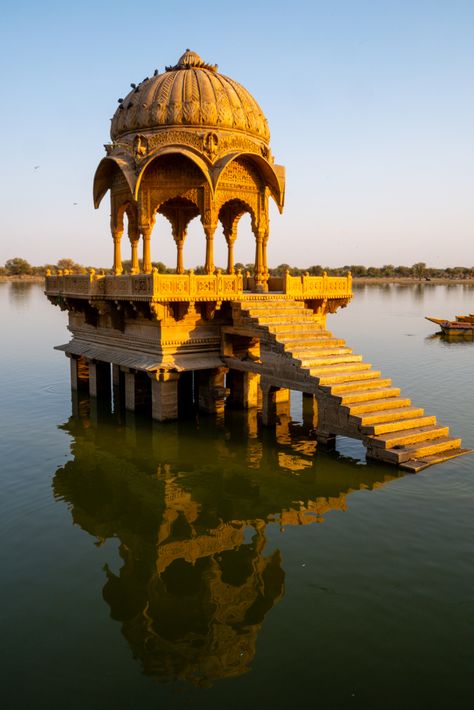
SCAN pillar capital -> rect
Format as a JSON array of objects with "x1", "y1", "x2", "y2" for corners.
[{"x1": 148, "y1": 370, "x2": 180, "y2": 383}]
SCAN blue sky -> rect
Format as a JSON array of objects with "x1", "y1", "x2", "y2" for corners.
[{"x1": 1, "y1": 0, "x2": 473, "y2": 268}]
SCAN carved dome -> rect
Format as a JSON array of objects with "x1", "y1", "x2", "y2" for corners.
[{"x1": 110, "y1": 50, "x2": 270, "y2": 143}]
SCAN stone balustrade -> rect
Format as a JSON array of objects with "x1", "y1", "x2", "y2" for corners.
[
  {"x1": 45, "y1": 270, "x2": 352, "y2": 302},
  {"x1": 283, "y1": 271, "x2": 352, "y2": 298}
]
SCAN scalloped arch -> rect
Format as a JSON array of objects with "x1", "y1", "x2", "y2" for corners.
[
  {"x1": 134, "y1": 147, "x2": 213, "y2": 200},
  {"x1": 93, "y1": 156, "x2": 136, "y2": 208},
  {"x1": 213, "y1": 152, "x2": 285, "y2": 212}
]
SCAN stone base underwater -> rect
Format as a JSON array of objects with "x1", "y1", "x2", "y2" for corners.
[{"x1": 51, "y1": 293, "x2": 471, "y2": 473}]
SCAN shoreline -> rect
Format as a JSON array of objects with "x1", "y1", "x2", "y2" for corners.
[
  {"x1": 1, "y1": 275, "x2": 474, "y2": 286},
  {"x1": 352, "y1": 277, "x2": 474, "y2": 285},
  {"x1": 0, "y1": 275, "x2": 45, "y2": 283}
]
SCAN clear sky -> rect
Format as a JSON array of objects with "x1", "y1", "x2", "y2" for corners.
[{"x1": 1, "y1": 0, "x2": 473, "y2": 269}]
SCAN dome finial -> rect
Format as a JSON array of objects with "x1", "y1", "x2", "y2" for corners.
[{"x1": 165, "y1": 50, "x2": 218, "y2": 72}]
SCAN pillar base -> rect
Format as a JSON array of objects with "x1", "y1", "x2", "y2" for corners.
[
  {"x1": 151, "y1": 372, "x2": 179, "y2": 422},
  {"x1": 196, "y1": 368, "x2": 228, "y2": 414},
  {"x1": 88, "y1": 360, "x2": 111, "y2": 399},
  {"x1": 261, "y1": 385, "x2": 291, "y2": 426},
  {"x1": 227, "y1": 371, "x2": 260, "y2": 409},
  {"x1": 68, "y1": 354, "x2": 89, "y2": 391},
  {"x1": 302, "y1": 393, "x2": 318, "y2": 430},
  {"x1": 315, "y1": 431, "x2": 337, "y2": 448}
]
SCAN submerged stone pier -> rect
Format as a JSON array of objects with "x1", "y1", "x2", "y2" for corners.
[{"x1": 46, "y1": 50, "x2": 470, "y2": 472}]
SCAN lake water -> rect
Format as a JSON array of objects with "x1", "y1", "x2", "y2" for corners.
[{"x1": 1, "y1": 282, "x2": 473, "y2": 710}]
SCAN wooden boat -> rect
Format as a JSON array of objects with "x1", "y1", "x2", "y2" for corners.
[{"x1": 426, "y1": 315, "x2": 474, "y2": 336}]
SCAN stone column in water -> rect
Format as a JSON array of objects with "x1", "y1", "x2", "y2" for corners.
[
  {"x1": 302, "y1": 393, "x2": 318, "y2": 430},
  {"x1": 228, "y1": 371, "x2": 260, "y2": 409},
  {"x1": 150, "y1": 371, "x2": 179, "y2": 422},
  {"x1": 261, "y1": 383, "x2": 290, "y2": 426},
  {"x1": 68, "y1": 354, "x2": 89, "y2": 391},
  {"x1": 88, "y1": 360, "x2": 111, "y2": 398},
  {"x1": 196, "y1": 368, "x2": 228, "y2": 414}
]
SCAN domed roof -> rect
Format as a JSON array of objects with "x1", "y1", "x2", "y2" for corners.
[{"x1": 110, "y1": 50, "x2": 270, "y2": 143}]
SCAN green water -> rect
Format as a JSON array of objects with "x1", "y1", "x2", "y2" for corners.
[{"x1": 1, "y1": 282, "x2": 474, "y2": 709}]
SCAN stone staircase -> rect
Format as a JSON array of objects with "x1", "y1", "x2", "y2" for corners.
[{"x1": 230, "y1": 297, "x2": 470, "y2": 472}]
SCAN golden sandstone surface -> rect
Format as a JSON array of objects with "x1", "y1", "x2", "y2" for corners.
[{"x1": 45, "y1": 50, "x2": 469, "y2": 471}]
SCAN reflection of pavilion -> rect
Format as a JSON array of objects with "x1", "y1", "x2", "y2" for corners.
[{"x1": 53, "y1": 396, "x2": 400, "y2": 686}]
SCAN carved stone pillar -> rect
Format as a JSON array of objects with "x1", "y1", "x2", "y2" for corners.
[
  {"x1": 224, "y1": 227, "x2": 236, "y2": 275},
  {"x1": 141, "y1": 225, "x2": 152, "y2": 274},
  {"x1": 263, "y1": 231, "x2": 269, "y2": 280},
  {"x1": 204, "y1": 224, "x2": 216, "y2": 274},
  {"x1": 254, "y1": 228, "x2": 265, "y2": 289},
  {"x1": 126, "y1": 208, "x2": 140, "y2": 274},
  {"x1": 112, "y1": 228, "x2": 124, "y2": 275},
  {"x1": 174, "y1": 230, "x2": 186, "y2": 275},
  {"x1": 130, "y1": 238, "x2": 140, "y2": 274}
]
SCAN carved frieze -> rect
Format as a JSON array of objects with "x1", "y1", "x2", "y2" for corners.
[{"x1": 108, "y1": 128, "x2": 269, "y2": 165}]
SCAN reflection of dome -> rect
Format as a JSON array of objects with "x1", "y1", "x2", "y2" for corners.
[{"x1": 111, "y1": 50, "x2": 270, "y2": 143}]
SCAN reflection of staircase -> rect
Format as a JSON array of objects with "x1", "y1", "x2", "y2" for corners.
[{"x1": 230, "y1": 297, "x2": 470, "y2": 472}]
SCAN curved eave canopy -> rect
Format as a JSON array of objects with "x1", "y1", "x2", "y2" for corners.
[
  {"x1": 213, "y1": 153, "x2": 285, "y2": 213},
  {"x1": 134, "y1": 146, "x2": 213, "y2": 200},
  {"x1": 93, "y1": 155, "x2": 136, "y2": 208}
]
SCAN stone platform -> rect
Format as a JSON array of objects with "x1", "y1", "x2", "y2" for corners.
[{"x1": 46, "y1": 274, "x2": 470, "y2": 472}]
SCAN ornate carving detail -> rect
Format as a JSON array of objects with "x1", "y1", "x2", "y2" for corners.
[
  {"x1": 133, "y1": 134, "x2": 148, "y2": 158},
  {"x1": 203, "y1": 131, "x2": 219, "y2": 160},
  {"x1": 113, "y1": 129, "x2": 268, "y2": 163},
  {"x1": 111, "y1": 51, "x2": 270, "y2": 143}
]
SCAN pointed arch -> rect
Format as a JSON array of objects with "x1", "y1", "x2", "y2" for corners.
[
  {"x1": 134, "y1": 147, "x2": 213, "y2": 199},
  {"x1": 93, "y1": 155, "x2": 136, "y2": 208},
  {"x1": 213, "y1": 152, "x2": 285, "y2": 212}
]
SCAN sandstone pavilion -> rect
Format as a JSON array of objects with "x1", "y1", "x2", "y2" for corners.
[{"x1": 46, "y1": 50, "x2": 470, "y2": 471}]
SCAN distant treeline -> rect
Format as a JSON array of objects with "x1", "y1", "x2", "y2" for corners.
[{"x1": 2, "y1": 257, "x2": 474, "y2": 280}]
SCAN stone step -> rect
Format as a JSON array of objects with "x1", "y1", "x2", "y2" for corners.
[
  {"x1": 239, "y1": 301, "x2": 312, "y2": 313},
  {"x1": 363, "y1": 415, "x2": 437, "y2": 436},
  {"x1": 370, "y1": 424, "x2": 450, "y2": 450},
  {"x1": 251, "y1": 316, "x2": 316, "y2": 326},
  {"x1": 278, "y1": 332, "x2": 334, "y2": 342},
  {"x1": 373, "y1": 436, "x2": 462, "y2": 464},
  {"x1": 353, "y1": 406, "x2": 424, "y2": 426},
  {"x1": 400, "y1": 448, "x2": 473, "y2": 473},
  {"x1": 299, "y1": 353, "x2": 362, "y2": 368},
  {"x1": 283, "y1": 339, "x2": 346, "y2": 350},
  {"x1": 268, "y1": 324, "x2": 325, "y2": 334},
  {"x1": 316, "y1": 369, "x2": 381, "y2": 386},
  {"x1": 292, "y1": 347, "x2": 353, "y2": 359},
  {"x1": 346, "y1": 396, "x2": 412, "y2": 415},
  {"x1": 245, "y1": 306, "x2": 311, "y2": 316},
  {"x1": 337, "y1": 386, "x2": 401, "y2": 404},
  {"x1": 310, "y1": 362, "x2": 373, "y2": 375},
  {"x1": 325, "y1": 377, "x2": 392, "y2": 394}
]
